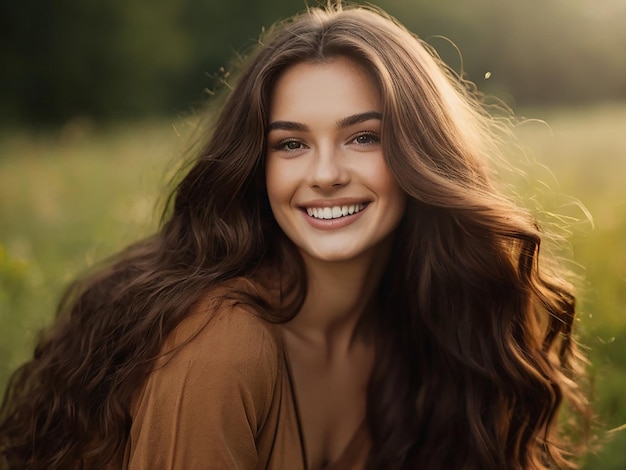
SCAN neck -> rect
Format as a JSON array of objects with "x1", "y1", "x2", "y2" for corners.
[{"x1": 282, "y1": 239, "x2": 392, "y2": 353}]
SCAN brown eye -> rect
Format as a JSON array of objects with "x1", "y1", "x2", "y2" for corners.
[
  {"x1": 286, "y1": 141, "x2": 303, "y2": 150},
  {"x1": 352, "y1": 132, "x2": 380, "y2": 145},
  {"x1": 274, "y1": 139, "x2": 307, "y2": 152}
]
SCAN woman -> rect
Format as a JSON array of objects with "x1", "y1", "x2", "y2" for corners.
[{"x1": 0, "y1": 3, "x2": 590, "y2": 469}]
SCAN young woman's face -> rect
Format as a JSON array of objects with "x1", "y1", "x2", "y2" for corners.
[{"x1": 265, "y1": 58, "x2": 406, "y2": 264}]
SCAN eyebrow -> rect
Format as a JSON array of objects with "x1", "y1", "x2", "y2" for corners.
[{"x1": 267, "y1": 111, "x2": 382, "y2": 133}]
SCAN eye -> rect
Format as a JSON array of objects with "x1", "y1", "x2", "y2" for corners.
[
  {"x1": 274, "y1": 139, "x2": 307, "y2": 152},
  {"x1": 350, "y1": 132, "x2": 380, "y2": 146}
]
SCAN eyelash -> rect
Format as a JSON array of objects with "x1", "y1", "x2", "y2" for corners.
[
  {"x1": 274, "y1": 139, "x2": 306, "y2": 152},
  {"x1": 349, "y1": 131, "x2": 380, "y2": 146},
  {"x1": 273, "y1": 131, "x2": 380, "y2": 152}
]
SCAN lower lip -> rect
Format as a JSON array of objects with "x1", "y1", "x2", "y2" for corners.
[{"x1": 301, "y1": 205, "x2": 368, "y2": 230}]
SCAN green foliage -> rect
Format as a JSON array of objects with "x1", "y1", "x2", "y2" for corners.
[
  {"x1": 0, "y1": 242, "x2": 34, "y2": 375},
  {"x1": 385, "y1": 0, "x2": 626, "y2": 107},
  {"x1": 2, "y1": 0, "x2": 625, "y2": 124},
  {"x1": 0, "y1": 118, "x2": 191, "y2": 388},
  {"x1": 1, "y1": 0, "x2": 192, "y2": 123},
  {"x1": 0, "y1": 105, "x2": 625, "y2": 467},
  {"x1": 510, "y1": 104, "x2": 626, "y2": 469}
]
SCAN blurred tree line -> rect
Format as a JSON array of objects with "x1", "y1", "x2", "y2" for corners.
[{"x1": 1, "y1": 0, "x2": 625, "y2": 125}]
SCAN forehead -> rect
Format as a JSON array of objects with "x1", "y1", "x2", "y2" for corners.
[{"x1": 268, "y1": 58, "x2": 381, "y2": 121}]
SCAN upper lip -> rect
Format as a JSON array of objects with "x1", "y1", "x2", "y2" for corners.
[{"x1": 299, "y1": 198, "x2": 370, "y2": 209}]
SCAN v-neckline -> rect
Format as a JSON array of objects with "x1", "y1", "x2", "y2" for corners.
[{"x1": 281, "y1": 345, "x2": 367, "y2": 470}]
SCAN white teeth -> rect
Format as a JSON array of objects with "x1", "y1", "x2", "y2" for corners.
[{"x1": 306, "y1": 203, "x2": 367, "y2": 220}]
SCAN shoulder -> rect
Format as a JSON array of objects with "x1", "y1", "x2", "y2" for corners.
[
  {"x1": 157, "y1": 281, "x2": 282, "y2": 376},
  {"x1": 131, "y1": 279, "x2": 282, "y2": 426},
  {"x1": 127, "y1": 281, "x2": 284, "y2": 467}
]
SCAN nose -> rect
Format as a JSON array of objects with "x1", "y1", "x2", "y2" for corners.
[{"x1": 307, "y1": 145, "x2": 350, "y2": 191}]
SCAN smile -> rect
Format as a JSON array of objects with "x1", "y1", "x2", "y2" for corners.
[{"x1": 305, "y1": 203, "x2": 368, "y2": 220}]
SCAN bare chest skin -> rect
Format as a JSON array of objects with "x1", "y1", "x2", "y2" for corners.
[{"x1": 282, "y1": 329, "x2": 374, "y2": 470}]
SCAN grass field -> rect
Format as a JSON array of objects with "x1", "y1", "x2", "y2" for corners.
[{"x1": 1, "y1": 105, "x2": 625, "y2": 468}]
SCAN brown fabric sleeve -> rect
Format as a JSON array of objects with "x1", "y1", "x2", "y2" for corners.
[{"x1": 125, "y1": 300, "x2": 279, "y2": 469}]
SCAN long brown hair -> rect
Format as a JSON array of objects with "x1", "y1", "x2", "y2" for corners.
[{"x1": 0, "y1": 3, "x2": 590, "y2": 469}]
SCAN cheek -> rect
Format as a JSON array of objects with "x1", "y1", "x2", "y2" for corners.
[
  {"x1": 367, "y1": 160, "x2": 404, "y2": 199},
  {"x1": 265, "y1": 160, "x2": 280, "y2": 204},
  {"x1": 373, "y1": 163, "x2": 407, "y2": 219},
  {"x1": 391, "y1": 187, "x2": 408, "y2": 220},
  {"x1": 265, "y1": 160, "x2": 293, "y2": 215}
]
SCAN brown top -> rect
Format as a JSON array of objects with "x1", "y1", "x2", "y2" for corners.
[{"x1": 119, "y1": 290, "x2": 371, "y2": 469}]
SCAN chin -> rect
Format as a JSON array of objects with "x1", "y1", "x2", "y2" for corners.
[{"x1": 299, "y1": 244, "x2": 370, "y2": 264}]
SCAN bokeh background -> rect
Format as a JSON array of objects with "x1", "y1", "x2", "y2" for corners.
[{"x1": 1, "y1": 0, "x2": 625, "y2": 467}]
